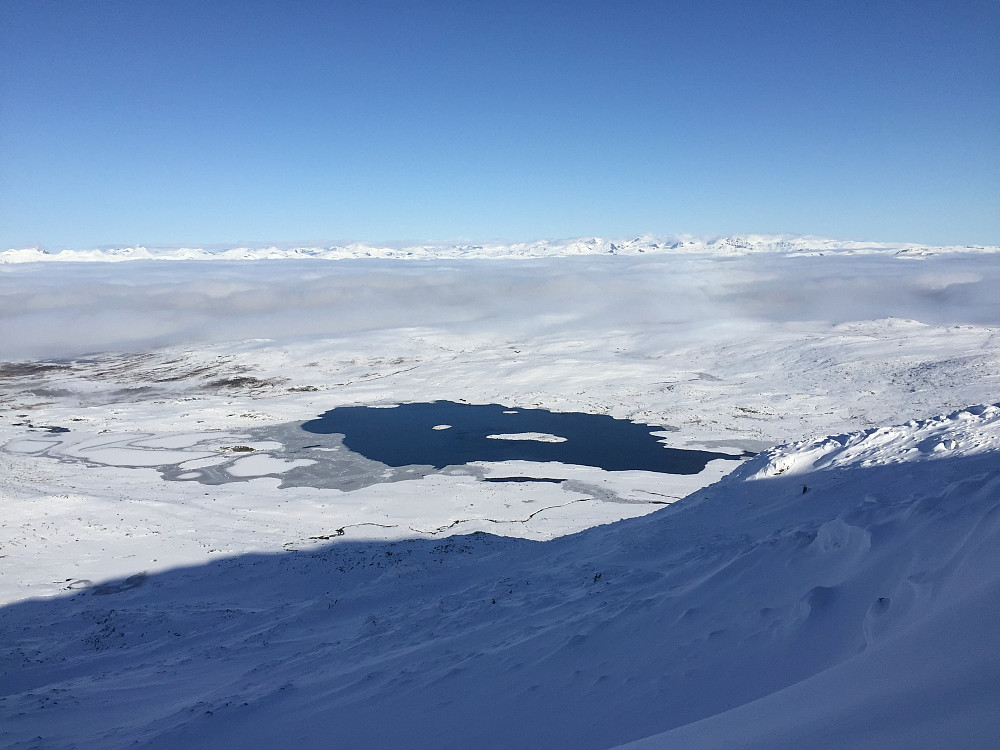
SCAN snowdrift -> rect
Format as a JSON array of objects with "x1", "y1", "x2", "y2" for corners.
[{"x1": 2, "y1": 405, "x2": 998, "y2": 748}]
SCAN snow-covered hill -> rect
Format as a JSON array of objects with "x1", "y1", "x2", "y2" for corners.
[
  {"x1": 2, "y1": 405, "x2": 998, "y2": 749},
  {"x1": 3, "y1": 233, "x2": 998, "y2": 263}
]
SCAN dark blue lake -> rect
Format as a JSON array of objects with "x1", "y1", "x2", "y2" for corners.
[{"x1": 301, "y1": 401, "x2": 741, "y2": 474}]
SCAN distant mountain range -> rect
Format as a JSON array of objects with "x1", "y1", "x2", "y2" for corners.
[{"x1": 4, "y1": 234, "x2": 998, "y2": 263}]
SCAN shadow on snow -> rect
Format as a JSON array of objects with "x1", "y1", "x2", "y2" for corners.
[{"x1": 2, "y1": 452, "x2": 999, "y2": 750}]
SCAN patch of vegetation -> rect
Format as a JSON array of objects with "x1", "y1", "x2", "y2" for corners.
[
  {"x1": 208, "y1": 376, "x2": 288, "y2": 390},
  {"x1": 0, "y1": 362, "x2": 70, "y2": 379}
]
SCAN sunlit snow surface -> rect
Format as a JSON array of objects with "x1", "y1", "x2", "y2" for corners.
[{"x1": 1, "y1": 238, "x2": 999, "y2": 749}]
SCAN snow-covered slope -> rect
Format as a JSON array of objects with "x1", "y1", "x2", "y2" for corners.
[
  {"x1": 3, "y1": 233, "x2": 998, "y2": 263},
  {"x1": 3, "y1": 405, "x2": 998, "y2": 749},
  {"x1": 2, "y1": 240, "x2": 998, "y2": 746}
]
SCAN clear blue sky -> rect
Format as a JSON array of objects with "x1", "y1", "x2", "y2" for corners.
[{"x1": 2, "y1": 0, "x2": 998, "y2": 249}]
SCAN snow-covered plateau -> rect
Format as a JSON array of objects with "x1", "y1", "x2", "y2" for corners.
[{"x1": 1, "y1": 237, "x2": 999, "y2": 748}]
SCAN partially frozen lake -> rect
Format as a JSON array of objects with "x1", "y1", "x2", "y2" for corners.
[
  {"x1": 301, "y1": 401, "x2": 741, "y2": 473},
  {"x1": 4, "y1": 398, "x2": 748, "y2": 539},
  {"x1": 153, "y1": 401, "x2": 744, "y2": 494}
]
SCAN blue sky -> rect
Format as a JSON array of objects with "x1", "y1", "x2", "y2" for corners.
[{"x1": 1, "y1": 0, "x2": 997, "y2": 249}]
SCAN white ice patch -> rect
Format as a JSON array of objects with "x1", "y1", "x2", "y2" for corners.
[
  {"x1": 177, "y1": 455, "x2": 231, "y2": 470},
  {"x1": 61, "y1": 436, "x2": 218, "y2": 467},
  {"x1": 131, "y1": 433, "x2": 220, "y2": 450},
  {"x1": 3, "y1": 437, "x2": 61, "y2": 454},
  {"x1": 486, "y1": 432, "x2": 568, "y2": 443},
  {"x1": 4, "y1": 431, "x2": 250, "y2": 469},
  {"x1": 226, "y1": 455, "x2": 317, "y2": 477}
]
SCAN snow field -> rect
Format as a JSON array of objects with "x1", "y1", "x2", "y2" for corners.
[
  {"x1": 2, "y1": 406, "x2": 998, "y2": 748},
  {"x1": 2, "y1": 246, "x2": 999, "y2": 747}
]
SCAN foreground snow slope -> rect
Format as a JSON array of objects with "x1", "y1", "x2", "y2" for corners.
[{"x1": 3, "y1": 405, "x2": 998, "y2": 749}]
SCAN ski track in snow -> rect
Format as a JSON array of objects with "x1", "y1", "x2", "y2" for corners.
[{"x1": 1, "y1": 245, "x2": 999, "y2": 748}]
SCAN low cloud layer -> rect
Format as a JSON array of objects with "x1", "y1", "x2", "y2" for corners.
[{"x1": 2, "y1": 254, "x2": 998, "y2": 361}]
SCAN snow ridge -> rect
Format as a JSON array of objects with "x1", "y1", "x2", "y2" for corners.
[{"x1": 742, "y1": 403, "x2": 1000, "y2": 480}]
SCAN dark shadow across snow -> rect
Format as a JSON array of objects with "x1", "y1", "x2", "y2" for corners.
[{"x1": 2, "y1": 452, "x2": 999, "y2": 750}]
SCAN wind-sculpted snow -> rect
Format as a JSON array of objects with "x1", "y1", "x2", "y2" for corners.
[
  {"x1": 743, "y1": 403, "x2": 1000, "y2": 479},
  {"x1": 2, "y1": 407, "x2": 998, "y2": 749}
]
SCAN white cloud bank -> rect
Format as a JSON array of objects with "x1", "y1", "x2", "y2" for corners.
[{"x1": 1, "y1": 249, "x2": 998, "y2": 361}]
